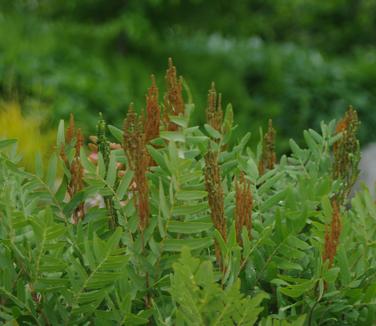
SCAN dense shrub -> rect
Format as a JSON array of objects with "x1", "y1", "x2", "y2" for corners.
[{"x1": 0, "y1": 62, "x2": 375, "y2": 325}]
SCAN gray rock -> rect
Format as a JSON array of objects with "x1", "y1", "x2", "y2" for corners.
[{"x1": 356, "y1": 143, "x2": 376, "y2": 197}]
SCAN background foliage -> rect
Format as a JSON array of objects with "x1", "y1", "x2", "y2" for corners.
[{"x1": 1, "y1": 0, "x2": 376, "y2": 152}]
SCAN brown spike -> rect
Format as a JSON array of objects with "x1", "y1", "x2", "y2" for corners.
[
  {"x1": 206, "y1": 82, "x2": 223, "y2": 132},
  {"x1": 204, "y1": 148, "x2": 226, "y2": 268},
  {"x1": 75, "y1": 128, "x2": 84, "y2": 157},
  {"x1": 66, "y1": 113, "x2": 75, "y2": 143},
  {"x1": 163, "y1": 58, "x2": 184, "y2": 131},
  {"x1": 322, "y1": 199, "x2": 342, "y2": 267},
  {"x1": 123, "y1": 104, "x2": 150, "y2": 231},
  {"x1": 235, "y1": 172, "x2": 253, "y2": 245},
  {"x1": 145, "y1": 75, "x2": 160, "y2": 143}
]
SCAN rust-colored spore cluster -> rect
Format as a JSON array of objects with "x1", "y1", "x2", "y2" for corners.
[
  {"x1": 204, "y1": 149, "x2": 226, "y2": 240},
  {"x1": 235, "y1": 172, "x2": 253, "y2": 244},
  {"x1": 65, "y1": 113, "x2": 76, "y2": 144},
  {"x1": 323, "y1": 199, "x2": 342, "y2": 267},
  {"x1": 163, "y1": 58, "x2": 184, "y2": 131},
  {"x1": 333, "y1": 106, "x2": 360, "y2": 200},
  {"x1": 145, "y1": 75, "x2": 160, "y2": 143},
  {"x1": 204, "y1": 149, "x2": 226, "y2": 267},
  {"x1": 258, "y1": 119, "x2": 277, "y2": 176},
  {"x1": 206, "y1": 82, "x2": 223, "y2": 132},
  {"x1": 60, "y1": 113, "x2": 85, "y2": 224},
  {"x1": 123, "y1": 105, "x2": 150, "y2": 231}
]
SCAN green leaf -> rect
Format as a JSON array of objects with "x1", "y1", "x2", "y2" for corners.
[
  {"x1": 0, "y1": 139, "x2": 17, "y2": 150},
  {"x1": 167, "y1": 221, "x2": 212, "y2": 234},
  {"x1": 163, "y1": 237, "x2": 213, "y2": 251},
  {"x1": 172, "y1": 203, "x2": 208, "y2": 215},
  {"x1": 304, "y1": 130, "x2": 319, "y2": 154},
  {"x1": 286, "y1": 236, "x2": 310, "y2": 251},
  {"x1": 246, "y1": 157, "x2": 259, "y2": 181},
  {"x1": 116, "y1": 170, "x2": 134, "y2": 199},
  {"x1": 175, "y1": 190, "x2": 207, "y2": 201},
  {"x1": 35, "y1": 152, "x2": 44, "y2": 178},
  {"x1": 159, "y1": 179, "x2": 170, "y2": 220},
  {"x1": 108, "y1": 125, "x2": 123, "y2": 143},
  {"x1": 160, "y1": 131, "x2": 185, "y2": 143},
  {"x1": 272, "y1": 257, "x2": 303, "y2": 271},
  {"x1": 309, "y1": 129, "x2": 323, "y2": 143},
  {"x1": 186, "y1": 136, "x2": 209, "y2": 145},
  {"x1": 260, "y1": 188, "x2": 288, "y2": 212},
  {"x1": 147, "y1": 145, "x2": 169, "y2": 172},
  {"x1": 337, "y1": 246, "x2": 351, "y2": 285},
  {"x1": 63, "y1": 191, "x2": 86, "y2": 216},
  {"x1": 213, "y1": 229, "x2": 228, "y2": 257},
  {"x1": 56, "y1": 119, "x2": 65, "y2": 148},
  {"x1": 204, "y1": 124, "x2": 222, "y2": 139},
  {"x1": 169, "y1": 116, "x2": 188, "y2": 128},
  {"x1": 97, "y1": 152, "x2": 106, "y2": 178},
  {"x1": 46, "y1": 153, "x2": 58, "y2": 190},
  {"x1": 280, "y1": 279, "x2": 315, "y2": 298},
  {"x1": 289, "y1": 139, "x2": 305, "y2": 161},
  {"x1": 80, "y1": 148, "x2": 96, "y2": 174},
  {"x1": 323, "y1": 267, "x2": 340, "y2": 283},
  {"x1": 105, "y1": 152, "x2": 117, "y2": 188}
]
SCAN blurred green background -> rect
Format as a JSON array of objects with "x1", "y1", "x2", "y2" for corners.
[{"x1": 1, "y1": 0, "x2": 376, "y2": 154}]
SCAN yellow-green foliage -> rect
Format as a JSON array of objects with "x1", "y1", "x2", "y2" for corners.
[{"x1": 0, "y1": 101, "x2": 55, "y2": 170}]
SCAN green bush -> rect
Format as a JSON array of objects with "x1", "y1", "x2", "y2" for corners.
[
  {"x1": 0, "y1": 63, "x2": 375, "y2": 325},
  {"x1": 2, "y1": 2, "x2": 376, "y2": 152}
]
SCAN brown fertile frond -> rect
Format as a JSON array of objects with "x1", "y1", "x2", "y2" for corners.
[
  {"x1": 205, "y1": 149, "x2": 227, "y2": 269},
  {"x1": 123, "y1": 104, "x2": 150, "y2": 231},
  {"x1": 204, "y1": 148, "x2": 226, "y2": 268},
  {"x1": 258, "y1": 119, "x2": 277, "y2": 176},
  {"x1": 235, "y1": 172, "x2": 253, "y2": 245},
  {"x1": 66, "y1": 113, "x2": 76, "y2": 143},
  {"x1": 75, "y1": 128, "x2": 84, "y2": 156},
  {"x1": 206, "y1": 82, "x2": 223, "y2": 132},
  {"x1": 123, "y1": 104, "x2": 143, "y2": 170},
  {"x1": 163, "y1": 58, "x2": 184, "y2": 131},
  {"x1": 145, "y1": 75, "x2": 160, "y2": 143},
  {"x1": 59, "y1": 144, "x2": 68, "y2": 166},
  {"x1": 204, "y1": 149, "x2": 226, "y2": 240},
  {"x1": 322, "y1": 199, "x2": 342, "y2": 267},
  {"x1": 332, "y1": 106, "x2": 360, "y2": 201}
]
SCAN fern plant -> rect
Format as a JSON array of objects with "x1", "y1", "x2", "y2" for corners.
[{"x1": 0, "y1": 60, "x2": 375, "y2": 325}]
